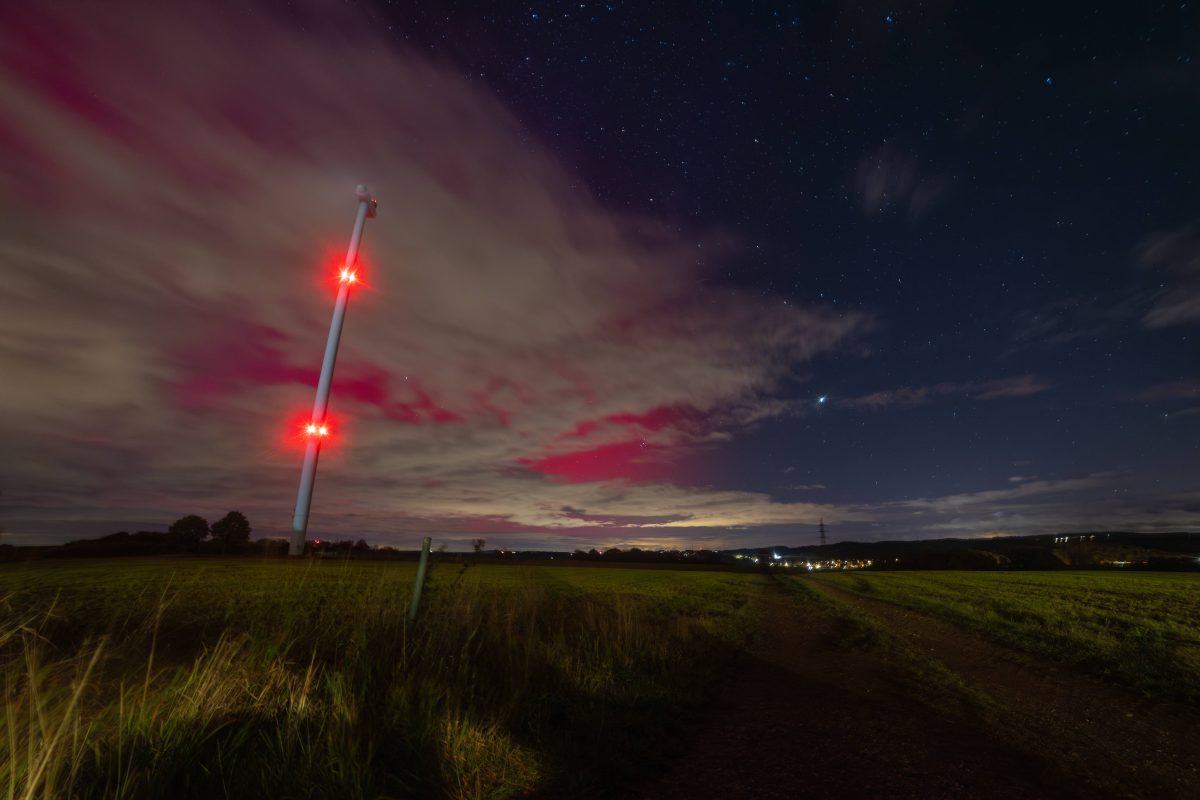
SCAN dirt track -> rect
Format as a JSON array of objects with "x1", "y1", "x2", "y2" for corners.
[
  {"x1": 810, "y1": 579, "x2": 1200, "y2": 799},
  {"x1": 637, "y1": 577, "x2": 1200, "y2": 799}
]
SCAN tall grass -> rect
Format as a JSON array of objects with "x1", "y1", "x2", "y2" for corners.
[{"x1": 0, "y1": 560, "x2": 761, "y2": 799}]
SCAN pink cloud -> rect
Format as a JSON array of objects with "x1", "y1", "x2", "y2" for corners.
[
  {"x1": 519, "y1": 440, "x2": 677, "y2": 484},
  {"x1": 172, "y1": 325, "x2": 315, "y2": 411}
]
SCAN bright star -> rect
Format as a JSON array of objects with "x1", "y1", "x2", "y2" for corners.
[{"x1": 817, "y1": 396, "x2": 827, "y2": 405}]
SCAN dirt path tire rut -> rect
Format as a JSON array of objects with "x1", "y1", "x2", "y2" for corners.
[
  {"x1": 805, "y1": 579, "x2": 1200, "y2": 800},
  {"x1": 638, "y1": 579, "x2": 1083, "y2": 800}
]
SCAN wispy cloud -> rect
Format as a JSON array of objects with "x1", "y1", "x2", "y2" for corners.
[
  {"x1": 1008, "y1": 295, "x2": 1116, "y2": 349},
  {"x1": 898, "y1": 472, "x2": 1122, "y2": 514},
  {"x1": 854, "y1": 143, "x2": 948, "y2": 220},
  {"x1": 1139, "y1": 221, "x2": 1200, "y2": 328},
  {"x1": 1132, "y1": 380, "x2": 1200, "y2": 403},
  {"x1": 837, "y1": 375, "x2": 1052, "y2": 410},
  {"x1": 868, "y1": 471, "x2": 1200, "y2": 540}
]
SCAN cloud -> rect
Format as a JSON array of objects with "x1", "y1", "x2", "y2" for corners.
[
  {"x1": 1132, "y1": 380, "x2": 1200, "y2": 403},
  {"x1": 972, "y1": 375, "x2": 1053, "y2": 400},
  {"x1": 0, "y1": 2, "x2": 869, "y2": 546},
  {"x1": 1007, "y1": 295, "x2": 1116, "y2": 349},
  {"x1": 870, "y1": 471, "x2": 1200, "y2": 540},
  {"x1": 854, "y1": 143, "x2": 948, "y2": 220},
  {"x1": 1139, "y1": 221, "x2": 1200, "y2": 328},
  {"x1": 837, "y1": 375, "x2": 1052, "y2": 410},
  {"x1": 899, "y1": 472, "x2": 1121, "y2": 514}
]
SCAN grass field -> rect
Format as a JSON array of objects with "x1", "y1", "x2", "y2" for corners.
[
  {"x1": 0, "y1": 558, "x2": 764, "y2": 799},
  {"x1": 806, "y1": 570, "x2": 1200, "y2": 702},
  {"x1": 7, "y1": 560, "x2": 1200, "y2": 799}
]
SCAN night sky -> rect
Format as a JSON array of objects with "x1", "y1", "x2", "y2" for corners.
[{"x1": 1, "y1": 1, "x2": 1197, "y2": 549}]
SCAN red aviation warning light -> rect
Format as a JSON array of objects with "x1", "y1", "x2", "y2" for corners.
[
  {"x1": 339, "y1": 267, "x2": 358, "y2": 284},
  {"x1": 305, "y1": 422, "x2": 330, "y2": 438}
]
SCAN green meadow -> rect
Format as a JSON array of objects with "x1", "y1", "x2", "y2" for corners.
[{"x1": 0, "y1": 558, "x2": 762, "y2": 799}]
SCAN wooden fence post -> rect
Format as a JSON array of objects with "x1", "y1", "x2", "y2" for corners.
[{"x1": 408, "y1": 536, "x2": 432, "y2": 624}]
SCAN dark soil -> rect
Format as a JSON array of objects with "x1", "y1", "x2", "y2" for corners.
[
  {"x1": 809, "y1": 579, "x2": 1200, "y2": 799},
  {"x1": 637, "y1": 577, "x2": 1199, "y2": 799}
]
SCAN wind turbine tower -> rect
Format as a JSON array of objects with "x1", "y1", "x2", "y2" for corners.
[{"x1": 289, "y1": 185, "x2": 378, "y2": 556}]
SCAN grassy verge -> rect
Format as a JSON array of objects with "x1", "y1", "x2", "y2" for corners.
[
  {"x1": 807, "y1": 570, "x2": 1200, "y2": 702},
  {"x1": 0, "y1": 558, "x2": 763, "y2": 799}
]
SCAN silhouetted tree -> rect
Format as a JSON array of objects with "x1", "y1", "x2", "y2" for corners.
[
  {"x1": 169, "y1": 514, "x2": 209, "y2": 547},
  {"x1": 211, "y1": 511, "x2": 251, "y2": 552},
  {"x1": 353, "y1": 538, "x2": 370, "y2": 551},
  {"x1": 471, "y1": 538, "x2": 486, "y2": 554}
]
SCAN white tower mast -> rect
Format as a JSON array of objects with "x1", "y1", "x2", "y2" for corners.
[{"x1": 289, "y1": 185, "x2": 377, "y2": 556}]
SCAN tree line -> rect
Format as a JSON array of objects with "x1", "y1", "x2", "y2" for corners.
[{"x1": 46, "y1": 511, "x2": 264, "y2": 556}]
